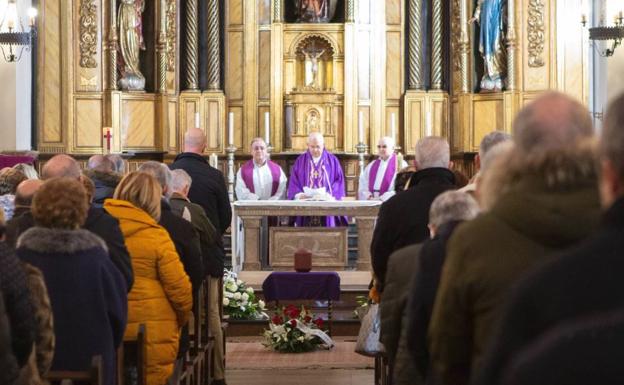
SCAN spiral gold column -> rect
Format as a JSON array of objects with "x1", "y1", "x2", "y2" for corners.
[
  {"x1": 506, "y1": 0, "x2": 517, "y2": 91},
  {"x1": 207, "y1": 0, "x2": 221, "y2": 90},
  {"x1": 460, "y1": 0, "x2": 470, "y2": 93},
  {"x1": 346, "y1": 0, "x2": 355, "y2": 22},
  {"x1": 431, "y1": 0, "x2": 443, "y2": 90},
  {"x1": 408, "y1": 0, "x2": 423, "y2": 89},
  {"x1": 158, "y1": 0, "x2": 167, "y2": 94},
  {"x1": 108, "y1": 0, "x2": 118, "y2": 90},
  {"x1": 273, "y1": 0, "x2": 282, "y2": 22},
  {"x1": 185, "y1": 0, "x2": 199, "y2": 90}
]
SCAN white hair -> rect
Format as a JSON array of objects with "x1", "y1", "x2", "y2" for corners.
[
  {"x1": 307, "y1": 132, "x2": 324, "y2": 144},
  {"x1": 415, "y1": 137, "x2": 450, "y2": 169},
  {"x1": 429, "y1": 191, "x2": 480, "y2": 228},
  {"x1": 479, "y1": 131, "x2": 512, "y2": 159},
  {"x1": 379, "y1": 136, "x2": 395, "y2": 148},
  {"x1": 171, "y1": 169, "x2": 192, "y2": 193},
  {"x1": 138, "y1": 161, "x2": 172, "y2": 197}
]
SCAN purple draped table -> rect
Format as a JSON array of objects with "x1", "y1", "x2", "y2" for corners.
[
  {"x1": 0, "y1": 154, "x2": 36, "y2": 169},
  {"x1": 262, "y1": 271, "x2": 341, "y2": 335}
]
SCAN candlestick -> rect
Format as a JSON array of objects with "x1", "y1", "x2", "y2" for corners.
[
  {"x1": 358, "y1": 111, "x2": 364, "y2": 144},
  {"x1": 391, "y1": 113, "x2": 396, "y2": 142},
  {"x1": 228, "y1": 112, "x2": 234, "y2": 146},
  {"x1": 194, "y1": 112, "x2": 200, "y2": 128},
  {"x1": 356, "y1": 142, "x2": 368, "y2": 177},
  {"x1": 264, "y1": 112, "x2": 270, "y2": 144},
  {"x1": 226, "y1": 144, "x2": 237, "y2": 202}
]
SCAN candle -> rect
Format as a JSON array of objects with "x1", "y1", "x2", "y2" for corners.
[
  {"x1": 426, "y1": 111, "x2": 432, "y2": 136},
  {"x1": 358, "y1": 111, "x2": 364, "y2": 144},
  {"x1": 396, "y1": 152, "x2": 404, "y2": 170},
  {"x1": 228, "y1": 112, "x2": 234, "y2": 146},
  {"x1": 391, "y1": 113, "x2": 396, "y2": 142},
  {"x1": 194, "y1": 112, "x2": 200, "y2": 128},
  {"x1": 28, "y1": 7, "x2": 37, "y2": 28},
  {"x1": 209, "y1": 153, "x2": 219, "y2": 169},
  {"x1": 264, "y1": 112, "x2": 270, "y2": 144}
]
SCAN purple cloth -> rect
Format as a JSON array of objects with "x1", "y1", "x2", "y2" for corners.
[
  {"x1": 287, "y1": 149, "x2": 348, "y2": 227},
  {"x1": 241, "y1": 160, "x2": 281, "y2": 196},
  {"x1": 0, "y1": 155, "x2": 35, "y2": 169},
  {"x1": 368, "y1": 154, "x2": 397, "y2": 196},
  {"x1": 262, "y1": 272, "x2": 341, "y2": 301}
]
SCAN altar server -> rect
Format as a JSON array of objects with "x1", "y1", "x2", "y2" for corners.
[
  {"x1": 358, "y1": 136, "x2": 408, "y2": 201},
  {"x1": 235, "y1": 138, "x2": 287, "y2": 200},
  {"x1": 287, "y1": 132, "x2": 347, "y2": 226}
]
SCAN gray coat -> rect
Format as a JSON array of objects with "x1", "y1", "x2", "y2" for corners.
[{"x1": 380, "y1": 243, "x2": 423, "y2": 385}]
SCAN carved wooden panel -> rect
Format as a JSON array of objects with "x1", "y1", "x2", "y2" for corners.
[
  {"x1": 121, "y1": 99, "x2": 156, "y2": 149},
  {"x1": 74, "y1": 97, "x2": 102, "y2": 149},
  {"x1": 226, "y1": 31, "x2": 244, "y2": 101},
  {"x1": 472, "y1": 98, "x2": 504, "y2": 149},
  {"x1": 386, "y1": 0, "x2": 402, "y2": 25},
  {"x1": 74, "y1": 0, "x2": 102, "y2": 93},
  {"x1": 269, "y1": 227, "x2": 348, "y2": 270},
  {"x1": 229, "y1": 0, "x2": 244, "y2": 25},
  {"x1": 168, "y1": 100, "x2": 178, "y2": 151},
  {"x1": 40, "y1": 0, "x2": 64, "y2": 145},
  {"x1": 386, "y1": 32, "x2": 402, "y2": 100},
  {"x1": 258, "y1": 31, "x2": 271, "y2": 100},
  {"x1": 523, "y1": 0, "x2": 552, "y2": 91}
]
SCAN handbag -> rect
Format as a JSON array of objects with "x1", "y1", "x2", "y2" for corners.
[{"x1": 355, "y1": 303, "x2": 386, "y2": 357}]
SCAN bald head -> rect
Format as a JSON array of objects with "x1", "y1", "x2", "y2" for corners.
[
  {"x1": 307, "y1": 132, "x2": 324, "y2": 145},
  {"x1": 15, "y1": 179, "x2": 44, "y2": 207},
  {"x1": 513, "y1": 92, "x2": 593, "y2": 154},
  {"x1": 87, "y1": 155, "x2": 115, "y2": 172},
  {"x1": 415, "y1": 137, "x2": 450, "y2": 169},
  {"x1": 184, "y1": 128, "x2": 207, "y2": 153},
  {"x1": 307, "y1": 132, "x2": 325, "y2": 158},
  {"x1": 42, "y1": 155, "x2": 82, "y2": 180},
  {"x1": 377, "y1": 136, "x2": 395, "y2": 160}
]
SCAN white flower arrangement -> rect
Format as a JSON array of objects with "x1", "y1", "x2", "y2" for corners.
[
  {"x1": 223, "y1": 270, "x2": 268, "y2": 320},
  {"x1": 262, "y1": 305, "x2": 334, "y2": 353}
]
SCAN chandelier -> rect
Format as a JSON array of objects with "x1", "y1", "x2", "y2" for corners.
[
  {"x1": 584, "y1": 11, "x2": 624, "y2": 57},
  {"x1": 0, "y1": 0, "x2": 37, "y2": 63}
]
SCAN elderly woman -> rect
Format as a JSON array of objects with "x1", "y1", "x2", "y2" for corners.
[
  {"x1": 104, "y1": 172, "x2": 192, "y2": 385},
  {"x1": 17, "y1": 177, "x2": 128, "y2": 385}
]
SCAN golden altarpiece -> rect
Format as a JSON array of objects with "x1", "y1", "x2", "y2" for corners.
[{"x1": 35, "y1": 0, "x2": 589, "y2": 193}]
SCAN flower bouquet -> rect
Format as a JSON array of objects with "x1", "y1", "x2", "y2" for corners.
[
  {"x1": 263, "y1": 305, "x2": 334, "y2": 353},
  {"x1": 223, "y1": 270, "x2": 268, "y2": 320}
]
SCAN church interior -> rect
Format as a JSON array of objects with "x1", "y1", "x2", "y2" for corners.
[{"x1": 0, "y1": 0, "x2": 623, "y2": 384}]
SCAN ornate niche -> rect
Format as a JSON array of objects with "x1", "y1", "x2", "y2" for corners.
[{"x1": 284, "y1": 34, "x2": 341, "y2": 151}]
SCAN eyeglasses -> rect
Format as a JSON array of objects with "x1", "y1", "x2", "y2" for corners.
[{"x1": 377, "y1": 145, "x2": 388, "y2": 149}]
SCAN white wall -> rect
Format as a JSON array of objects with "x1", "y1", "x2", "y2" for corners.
[{"x1": 0, "y1": 0, "x2": 31, "y2": 152}]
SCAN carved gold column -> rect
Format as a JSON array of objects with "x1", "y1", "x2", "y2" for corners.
[
  {"x1": 273, "y1": 0, "x2": 282, "y2": 22},
  {"x1": 108, "y1": 0, "x2": 118, "y2": 90},
  {"x1": 431, "y1": 0, "x2": 443, "y2": 89},
  {"x1": 346, "y1": 0, "x2": 355, "y2": 22},
  {"x1": 460, "y1": 0, "x2": 470, "y2": 93},
  {"x1": 408, "y1": 0, "x2": 423, "y2": 89},
  {"x1": 207, "y1": 0, "x2": 221, "y2": 90},
  {"x1": 506, "y1": 0, "x2": 517, "y2": 91},
  {"x1": 158, "y1": 0, "x2": 168, "y2": 94},
  {"x1": 185, "y1": 0, "x2": 199, "y2": 90}
]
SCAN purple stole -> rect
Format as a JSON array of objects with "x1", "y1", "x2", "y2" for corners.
[
  {"x1": 240, "y1": 160, "x2": 281, "y2": 196},
  {"x1": 368, "y1": 154, "x2": 397, "y2": 196}
]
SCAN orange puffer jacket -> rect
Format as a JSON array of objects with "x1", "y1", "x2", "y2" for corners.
[{"x1": 104, "y1": 199, "x2": 192, "y2": 385}]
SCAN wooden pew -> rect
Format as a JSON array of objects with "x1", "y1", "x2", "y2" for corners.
[
  {"x1": 120, "y1": 323, "x2": 147, "y2": 385},
  {"x1": 46, "y1": 355, "x2": 103, "y2": 385},
  {"x1": 180, "y1": 283, "x2": 206, "y2": 385}
]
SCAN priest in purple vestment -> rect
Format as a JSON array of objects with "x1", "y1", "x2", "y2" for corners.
[
  {"x1": 358, "y1": 136, "x2": 408, "y2": 201},
  {"x1": 287, "y1": 132, "x2": 348, "y2": 226}
]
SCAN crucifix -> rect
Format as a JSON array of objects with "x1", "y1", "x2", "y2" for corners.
[
  {"x1": 303, "y1": 41, "x2": 325, "y2": 89},
  {"x1": 103, "y1": 127, "x2": 113, "y2": 153}
]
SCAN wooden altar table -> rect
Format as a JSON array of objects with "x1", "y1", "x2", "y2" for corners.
[{"x1": 233, "y1": 200, "x2": 381, "y2": 271}]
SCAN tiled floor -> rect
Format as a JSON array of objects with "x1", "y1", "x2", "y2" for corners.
[{"x1": 226, "y1": 368, "x2": 374, "y2": 385}]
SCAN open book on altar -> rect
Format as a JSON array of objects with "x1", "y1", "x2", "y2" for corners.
[{"x1": 302, "y1": 186, "x2": 335, "y2": 201}]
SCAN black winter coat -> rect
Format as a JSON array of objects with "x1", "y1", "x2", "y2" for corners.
[
  {"x1": 371, "y1": 168, "x2": 455, "y2": 291},
  {"x1": 170, "y1": 153, "x2": 231, "y2": 234}
]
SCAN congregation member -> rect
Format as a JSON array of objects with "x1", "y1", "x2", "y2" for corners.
[
  {"x1": 106, "y1": 154, "x2": 127, "y2": 174},
  {"x1": 5, "y1": 179, "x2": 43, "y2": 248},
  {"x1": 170, "y1": 128, "x2": 231, "y2": 235},
  {"x1": 12, "y1": 163, "x2": 39, "y2": 180},
  {"x1": 459, "y1": 131, "x2": 511, "y2": 195},
  {"x1": 17, "y1": 177, "x2": 127, "y2": 385},
  {"x1": 428, "y1": 92, "x2": 601, "y2": 385},
  {"x1": 474, "y1": 93, "x2": 624, "y2": 385},
  {"x1": 0, "y1": 292, "x2": 18, "y2": 384},
  {"x1": 84, "y1": 154, "x2": 122, "y2": 208},
  {"x1": 37, "y1": 155, "x2": 134, "y2": 291},
  {"x1": 235, "y1": 137, "x2": 287, "y2": 200},
  {"x1": 287, "y1": 132, "x2": 347, "y2": 226},
  {"x1": 104, "y1": 172, "x2": 193, "y2": 385},
  {"x1": 169, "y1": 169, "x2": 227, "y2": 385},
  {"x1": 0, "y1": 168, "x2": 27, "y2": 220},
  {"x1": 380, "y1": 191, "x2": 479, "y2": 385},
  {"x1": 358, "y1": 136, "x2": 408, "y2": 201},
  {"x1": 371, "y1": 136, "x2": 455, "y2": 292}
]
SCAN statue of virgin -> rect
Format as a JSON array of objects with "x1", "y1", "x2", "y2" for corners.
[
  {"x1": 471, "y1": 0, "x2": 506, "y2": 91},
  {"x1": 118, "y1": 0, "x2": 146, "y2": 91}
]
